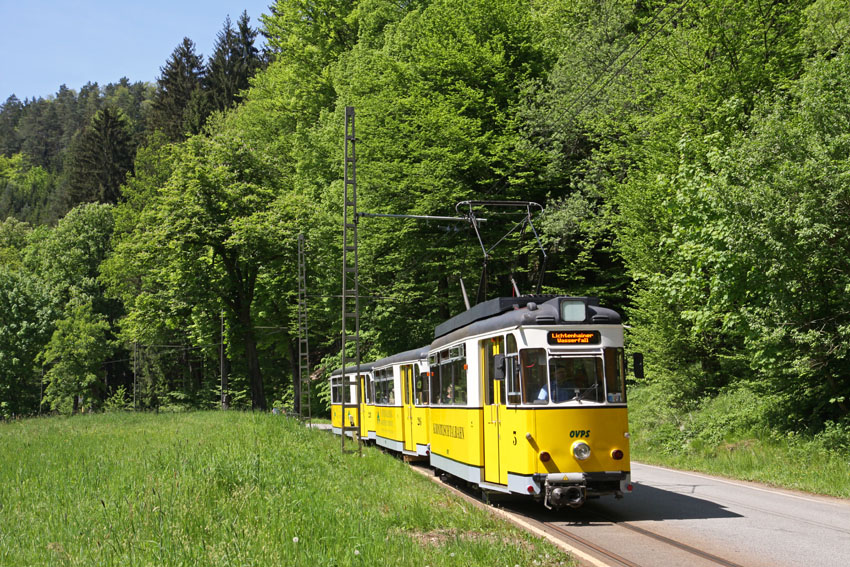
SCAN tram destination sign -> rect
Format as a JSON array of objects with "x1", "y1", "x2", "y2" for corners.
[{"x1": 547, "y1": 330, "x2": 601, "y2": 345}]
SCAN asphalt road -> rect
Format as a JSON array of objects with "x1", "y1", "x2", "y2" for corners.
[{"x1": 524, "y1": 462, "x2": 850, "y2": 567}]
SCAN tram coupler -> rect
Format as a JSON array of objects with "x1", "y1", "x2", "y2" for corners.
[{"x1": 534, "y1": 474, "x2": 586, "y2": 509}]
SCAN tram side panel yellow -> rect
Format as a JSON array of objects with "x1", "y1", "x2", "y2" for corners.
[
  {"x1": 376, "y1": 406, "x2": 405, "y2": 446},
  {"x1": 429, "y1": 407, "x2": 484, "y2": 467},
  {"x1": 330, "y1": 404, "x2": 359, "y2": 430},
  {"x1": 499, "y1": 407, "x2": 539, "y2": 477},
  {"x1": 363, "y1": 402, "x2": 377, "y2": 439},
  {"x1": 411, "y1": 405, "x2": 431, "y2": 453}
]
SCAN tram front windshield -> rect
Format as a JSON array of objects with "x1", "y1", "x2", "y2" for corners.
[{"x1": 519, "y1": 348, "x2": 606, "y2": 404}]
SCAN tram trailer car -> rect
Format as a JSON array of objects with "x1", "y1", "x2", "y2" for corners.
[
  {"x1": 426, "y1": 295, "x2": 632, "y2": 509},
  {"x1": 370, "y1": 346, "x2": 430, "y2": 457},
  {"x1": 330, "y1": 362, "x2": 375, "y2": 439}
]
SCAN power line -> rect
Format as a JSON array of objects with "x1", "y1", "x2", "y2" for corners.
[{"x1": 542, "y1": 0, "x2": 689, "y2": 142}]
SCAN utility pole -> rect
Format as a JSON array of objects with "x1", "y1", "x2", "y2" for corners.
[
  {"x1": 133, "y1": 342, "x2": 138, "y2": 410},
  {"x1": 297, "y1": 233, "x2": 311, "y2": 421},
  {"x1": 220, "y1": 314, "x2": 229, "y2": 409},
  {"x1": 340, "y1": 106, "x2": 362, "y2": 455}
]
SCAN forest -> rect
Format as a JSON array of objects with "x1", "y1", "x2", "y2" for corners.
[{"x1": 1, "y1": 0, "x2": 848, "y2": 448}]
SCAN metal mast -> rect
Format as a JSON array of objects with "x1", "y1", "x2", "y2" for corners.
[
  {"x1": 296, "y1": 233, "x2": 311, "y2": 423},
  {"x1": 341, "y1": 106, "x2": 362, "y2": 454}
]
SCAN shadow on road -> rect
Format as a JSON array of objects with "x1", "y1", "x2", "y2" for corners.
[{"x1": 497, "y1": 482, "x2": 743, "y2": 524}]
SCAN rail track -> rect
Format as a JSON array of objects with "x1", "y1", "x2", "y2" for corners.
[{"x1": 412, "y1": 463, "x2": 751, "y2": 567}]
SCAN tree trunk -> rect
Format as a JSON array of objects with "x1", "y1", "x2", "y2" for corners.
[{"x1": 237, "y1": 301, "x2": 266, "y2": 411}]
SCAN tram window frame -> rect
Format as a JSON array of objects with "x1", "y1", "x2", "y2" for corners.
[
  {"x1": 414, "y1": 364, "x2": 429, "y2": 406},
  {"x1": 452, "y1": 356, "x2": 467, "y2": 405},
  {"x1": 344, "y1": 375, "x2": 354, "y2": 404},
  {"x1": 387, "y1": 368, "x2": 396, "y2": 404},
  {"x1": 331, "y1": 376, "x2": 341, "y2": 404},
  {"x1": 520, "y1": 348, "x2": 549, "y2": 404},
  {"x1": 604, "y1": 348, "x2": 627, "y2": 403},
  {"x1": 434, "y1": 345, "x2": 468, "y2": 405},
  {"x1": 360, "y1": 374, "x2": 370, "y2": 404}
]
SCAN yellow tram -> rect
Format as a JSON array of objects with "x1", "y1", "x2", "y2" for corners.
[
  {"x1": 330, "y1": 295, "x2": 634, "y2": 510},
  {"x1": 427, "y1": 295, "x2": 631, "y2": 509}
]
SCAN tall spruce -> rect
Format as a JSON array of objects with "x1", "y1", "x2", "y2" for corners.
[
  {"x1": 0, "y1": 95, "x2": 24, "y2": 156},
  {"x1": 66, "y1": 106, "x2": 134, "y2": 205},
  {"x1": 149, "y1": 37, "x2": 208, "y2": 141},
  {"x1": 207, "y1": 12, "x2": 262, "y2": 111}
]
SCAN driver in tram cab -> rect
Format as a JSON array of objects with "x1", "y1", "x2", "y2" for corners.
[{"x1": 552, "y1": 366, "x2": 576, "y2": 402}]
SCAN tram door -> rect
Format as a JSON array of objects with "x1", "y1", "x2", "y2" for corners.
[
  {"x1": 402, "y1": 364, "x2": 416, "y2": 453},
  {"x1": 482, "y1": 337, "x2": 507, "y2": 485}
]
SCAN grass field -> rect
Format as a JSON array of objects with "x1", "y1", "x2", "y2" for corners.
[{"x1": 0, "y1": 411, "x2": 574, "y2": 567}]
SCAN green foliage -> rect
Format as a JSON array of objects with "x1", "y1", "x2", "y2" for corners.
[
  {"x1": 103, "y1": 385, "x2": 130, "y2": 412},
  {"x1": 628, "y1": 383, "x2": 850, "y2": 497},
  {"x1": 40, "y1": 294, "x2": 113, "y2": 413},
  {"x1": 0, "y1": 266, "x2": 55, "y2": 417}
]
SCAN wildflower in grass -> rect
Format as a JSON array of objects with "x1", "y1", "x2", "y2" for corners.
[
  {"x1": 293, "y1": 536, "x2": 299, "y2": 543},
  {"x1": 354, "y1": 549, "x2": 360, "y2": 556}
]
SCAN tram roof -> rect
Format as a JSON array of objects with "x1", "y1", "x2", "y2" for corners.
[
  {"x1": 434, "y1": 295, "x2": 557, "y2": 338},
  {"x1": 373, "y1": 345, "x2": 430, "y2": 369},
  {"x1": 432, "y1": 295, "x2": 621, "y2": 348},
  {"x1": 330, "y1": 361, "x2": 376, "y2": 377}
]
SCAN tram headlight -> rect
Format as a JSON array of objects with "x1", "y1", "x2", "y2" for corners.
[{"x1": 572, "y1": 441, "x2": 591, "y2": 461}]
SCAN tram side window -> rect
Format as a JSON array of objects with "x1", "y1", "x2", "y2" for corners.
[
  {"x1": 375, "y1": 369, "x2": 386, "y2": 404},
  {"x1": 428, "y1": 355, "x2": 440, "y2": 404},
  {"x1": 361, "y1": 374, "x2": 370, "y2": 404},
  {"x1": 604, "y1": 348, "x2": 627, "y2": 403},
  {"x1": 415, "y1": 364, "x2": 429, "y2": 406},
  {"x1": 388, "y1": 369, "x2": 397, "y2": 404},
  {"x1": 520, "y1": 349, "x2": 549, "y2": 404},
  {"x1": 346, "y1": 375, "x2": 355, "y2": 404},
  {"x1": 438, "y1": 350, "x2": 452, "y2": 404},
  {"x1": 331, "y1": 377, "x2": 341, "y2": 404},
  {"x1": 452, "y1": 356, "x2": 467, "y2": 405}
]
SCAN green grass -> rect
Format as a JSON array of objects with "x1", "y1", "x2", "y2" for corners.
[
  {"x1": 628, "y1": 385, "x2": 850, "y2": 498},
  {"x1": 0, "y1": 411, "x2": 575, "y2": 567}
]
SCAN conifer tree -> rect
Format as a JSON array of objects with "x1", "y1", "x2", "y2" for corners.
[
  {"x1": 207, "y1": 12, "x2": 262, "y2": 111},
  {"x1": 0, "y1": 95, "x2": 24, "y2": 156},
  {"x1": 149, "y1": 37, "x2": 207, "y2": 141},
  {"x1": 66, "y1": 106, "x2": 133, "y2": 205}
]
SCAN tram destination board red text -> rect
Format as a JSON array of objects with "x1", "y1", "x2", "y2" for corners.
[{"x1": 547, "y1": 331, "x2": 601, "y2": 345}]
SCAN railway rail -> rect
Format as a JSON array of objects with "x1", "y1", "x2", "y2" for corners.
[{"x1": 412, "y1": 463, "x2": 751, "y2": 567}]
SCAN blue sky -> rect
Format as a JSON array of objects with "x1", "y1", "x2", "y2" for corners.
[{"x1": 0, "y1": 1, "x2": 273, "y2": 102}]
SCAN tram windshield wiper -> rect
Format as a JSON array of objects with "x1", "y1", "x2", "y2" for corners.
[{"x1": 574, "y1": 383, "x2": 598, "y2": 403}]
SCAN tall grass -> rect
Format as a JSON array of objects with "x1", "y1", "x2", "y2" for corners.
[
  {"x1": 0, "y1": 412, "x2": 574, "y2": 566},
  {"x1": 628, "y1": 385, "x2": 850, "y2": 498}
]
